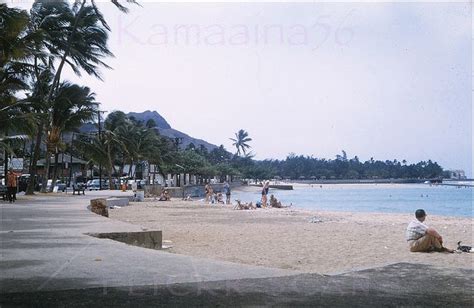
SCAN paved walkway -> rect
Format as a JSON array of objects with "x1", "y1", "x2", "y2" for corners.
[
  {"x1": 0, "y1": 192, "x2": 295, "y2": 294},
  {"x1": 1, "y1": 192, "x2": 472, "y2": 307}
]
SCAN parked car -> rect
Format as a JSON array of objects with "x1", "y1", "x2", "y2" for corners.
[
  {"x1": 137, "y1": 179, "x2": 147, "y2": 189},
  {"x1": 43, "y1": 180, "x2": 67, "y2": 192},
  {"x1": 87, "y1": 179, "x2": 107, "y2": 190}
]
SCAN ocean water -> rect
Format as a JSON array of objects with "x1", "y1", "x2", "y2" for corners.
[{"x1": 232, "y1": 184, "x2": 473, "y2": 217}]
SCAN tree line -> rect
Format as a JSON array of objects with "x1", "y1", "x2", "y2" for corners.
[{"x1": 251, "y1": 152, "x2": 444, "y2": 180}]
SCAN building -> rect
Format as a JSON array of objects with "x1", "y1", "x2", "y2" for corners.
[
  {"x1": 447, "y1": 170, "x2": 466, "y2": 180},
  {"x1": 37, "y1": 154, "x2": 88, "y2": 180}
]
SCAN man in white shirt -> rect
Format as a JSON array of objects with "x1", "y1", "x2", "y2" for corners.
[{"x1": 405, "y1": 209, "x2": 454, "y2": 253}]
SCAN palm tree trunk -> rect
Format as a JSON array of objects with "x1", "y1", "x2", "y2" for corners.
[
  {"x1": 3, "y1": 149, "x2": 8, "y2": 179},
  {"x1": 41, "y1": 153, "x2": 51, "y2": 193},
  {"x1": 128, "y1": 160, "x2": 133, "y2": 178},
  {"x1": 119, "y1": 154, "x2": 125, "y2": 177},
  {"x1": 50, "y1": 150, "x2": 60, "y2": 192},
  {"x1": 107, "y1": 144, "x2": 114, "y2": 190},
  {"x1": 26, "y1": 124, "x2": 43, "y2": 195}
]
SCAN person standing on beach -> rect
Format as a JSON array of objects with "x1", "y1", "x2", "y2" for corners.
[
  {"x1": 405, "y1": 209, "x2": 454, "y2": 253},
  {"x1": 205, "y1": 183, "x2": 213, "y2": 203},
  {"x1": 261, "y1": 181, "x2": 270, "y2": 207},
  {"x1": 223, "y1": 181, "x2": 231, "y2": 204},
  {"x1": 6, "y1": 168, "x2": 18, "y2": 203}
]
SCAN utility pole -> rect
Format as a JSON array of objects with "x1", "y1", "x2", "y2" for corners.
[
  {"x1": 98, "y1": 112, "x2": 102, "y2": 190},
  {"x1": 3, "y1": 149, "x2": 8, "y2": 179}
]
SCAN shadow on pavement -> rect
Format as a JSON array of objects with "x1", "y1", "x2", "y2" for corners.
[{"x1": 1, "y1": 263, "x2": 472, "y2": 307}]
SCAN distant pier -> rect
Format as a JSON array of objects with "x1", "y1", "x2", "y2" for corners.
[{"x1": 250, "y1": 184, "x2": 294, "y2": 190}]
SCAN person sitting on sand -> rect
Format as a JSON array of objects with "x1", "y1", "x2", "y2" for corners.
[
  {"x1": 405, "y1": 209, "x2": 454, "y2": 253},
  {"x1": 216, "y1": 193, "x2": 224, "y2": 204},
  {"x1": 159, "y1": 189, "x2": 171, "y2": 201},
  {"x1": 269, "y1": 194, "x2": 283, "y2": 208},
  {"x1": 234, "y1": 200, "x2": 256, "y2": 210},
  {"x1": 269, "y1": 195, "x2": 291, "y2": 208}
]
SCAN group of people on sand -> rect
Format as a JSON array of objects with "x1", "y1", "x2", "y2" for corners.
[
  {"x1": 259, "y1": 181, "x2": 288, "y2": 208},
  {"x1": 233, "y1": 181, "x2": 289, "y2": 210},
  {"x1": 205, "y1": 181, "x2": 231, "y2": 205}
]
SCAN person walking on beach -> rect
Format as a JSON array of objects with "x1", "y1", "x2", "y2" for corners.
[
  {"x1": 261, "y1": 181, "x2": 270, "y2": 207},
  {"x1": 223, "y1": 181, "x2": 231, "y2": 204},
  {"x1": 6, "y1": 168, "x2": 18, "y2": 203},
  {"x1": 405, "y1": 209, "x2": 454, "y2": 253}
]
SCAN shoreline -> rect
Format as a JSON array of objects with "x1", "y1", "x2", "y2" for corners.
[
  {"x1": 109, "y1": 199, "x2": 473, "y2": 274},
  {"x1": 232, "y1": 183, "x2": 473, "y2": 218}
]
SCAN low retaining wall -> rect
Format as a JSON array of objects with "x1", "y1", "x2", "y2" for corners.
[
  {"x1": 87, "y1": 231, "x2": 162, "y2": 250},
  {"x1": 144, "y1": 184, "x2": 227, "y2": 198},
  {"x1": 106, "y1": 197, "x2": 129, "y2": 207}
]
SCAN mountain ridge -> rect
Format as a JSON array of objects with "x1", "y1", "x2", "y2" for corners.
[{"x1": 126, "y1": 110, "x2": 218, "y2": 151}]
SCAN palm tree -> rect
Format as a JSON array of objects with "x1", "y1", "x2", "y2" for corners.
[
  {"x1": 77, "y1": 130, "x2": 122, "y2": 190},
  {"x1": 0, "y1": 4, "x2": 38, "y2": 176},
  {"x1": 0, "y1": 4, "x2": 33, "y2": 105},
  {"x1": 31, "y1": 0, "x2": 137, "y2": 106},
  {"x1": 42, "y1": 83, "x2": 99, "y2": 192},
  {"x1": 24, "y1": 0, "x2": 111, "y2": 192},
  {"x1": 114, "y1": 123, "x2": 161, "y2": 178},
  {"x1": 230, "y1": 129, "x2": 252, "y2": 156}
]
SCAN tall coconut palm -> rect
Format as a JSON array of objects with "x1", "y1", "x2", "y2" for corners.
[
  {"x1": 33, "y1": 0, "x2": 137, "y2": 105},
  {"x1": 26, "y1": 0, "x2": 110, "y2": 192},
  {"x1": 42, "y1": 82, "x2": 98, "y2": 192},
  {"x1": 230, "y1": 129, "x2": 252, "y2": 156},
  {"x1": 0, "y1": 4, "x2": 38, "y2": 176},
  {"x1": 0, "y1": 4, "x2": 33, "y2": 104}
]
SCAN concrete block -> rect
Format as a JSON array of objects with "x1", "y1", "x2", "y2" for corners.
[
  {"x1": 90, "y1": 198, "x2": 108, "y2": 217},
  {"x1": 106, "y1": 198, "x2": 129, "y2": 207}
]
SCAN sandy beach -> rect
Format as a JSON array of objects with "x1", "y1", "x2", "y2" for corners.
[{"x1": 109, "y1": 191, "x2": 473, "y2": 275}]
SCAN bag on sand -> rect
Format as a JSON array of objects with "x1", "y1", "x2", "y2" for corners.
[{"x1": 457, "y1": 241, "x2": 473, "y2": 253}]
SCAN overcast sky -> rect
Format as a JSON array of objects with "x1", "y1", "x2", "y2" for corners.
[{"x1": 13, "y1": 1, "x2": 473, "y2": 176}]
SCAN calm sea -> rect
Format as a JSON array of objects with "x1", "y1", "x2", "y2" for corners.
[{"x1": 232, "y1": 184, "x2": 473, "y2": 217}]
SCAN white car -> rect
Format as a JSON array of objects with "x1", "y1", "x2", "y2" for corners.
[{"x1": 87, "y1": 179, "x2": 107, "y2": 190}]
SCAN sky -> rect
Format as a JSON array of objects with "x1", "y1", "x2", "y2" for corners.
[{"x1": 11, "y1": 1, "x2": 473, "y2": 176}]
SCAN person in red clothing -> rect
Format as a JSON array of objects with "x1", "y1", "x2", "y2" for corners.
[{"x1": 6, "y1": 168, "x2": 18, "y2": 203}]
